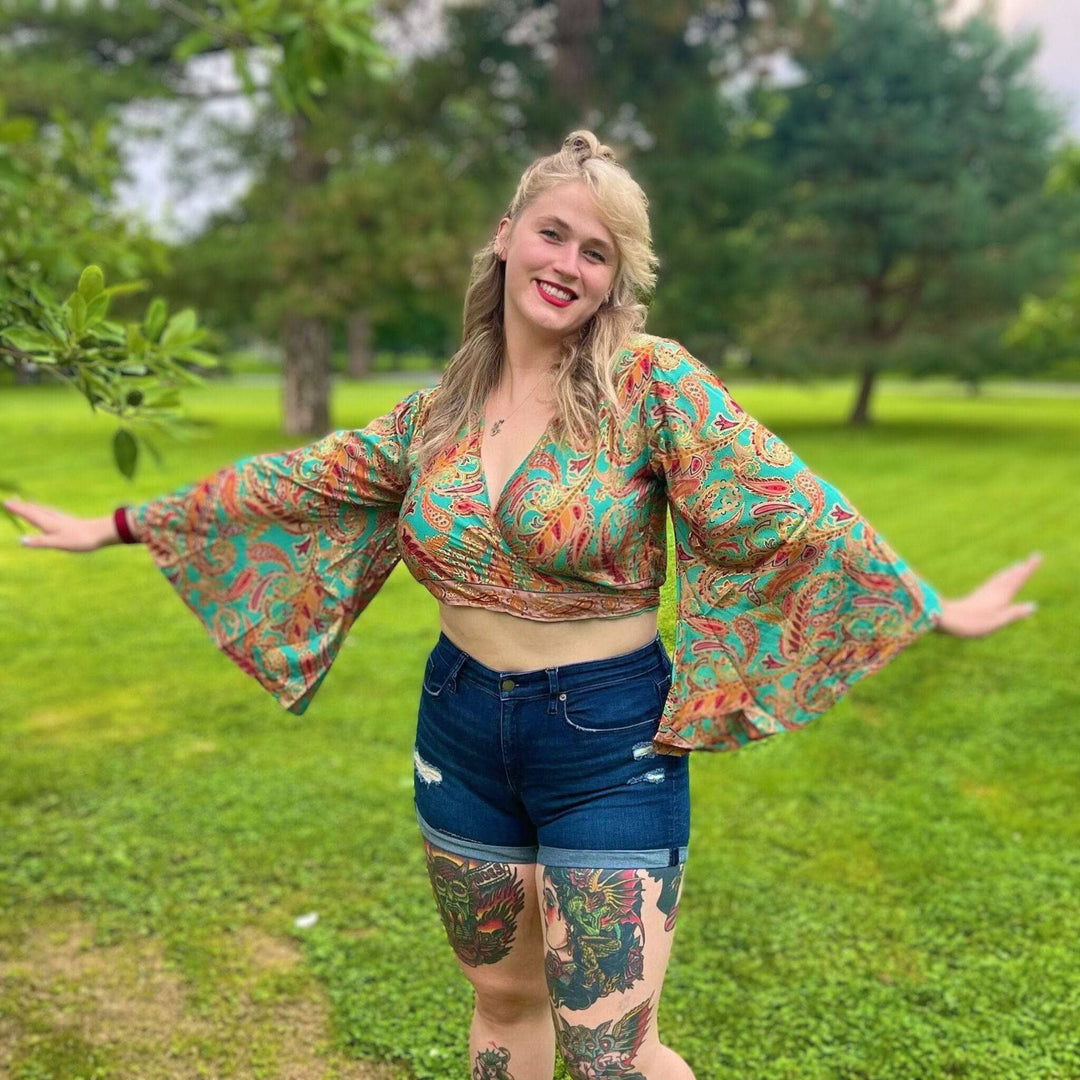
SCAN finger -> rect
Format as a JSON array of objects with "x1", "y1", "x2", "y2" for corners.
[
  {"x1": 984, "y1": 555, "x2": 1042, "y2": 599},
  {"x1": 4, "y1": 499, "x2": 53, "y2": 530},
  {"x1": 1001, "y1": 555, "x2": 1043, "y2": 598},
  {"x1": 995, "y1": 601, "x2": 1038, "y2": 630}
]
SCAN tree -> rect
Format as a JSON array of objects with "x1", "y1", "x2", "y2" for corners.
[
  {"x1": 0, "y1": 0, "x2": 389, "y2": 437},
  {"x1": 1004, "y1": 144, "x2": 1080, "y2": 374},
  {"x1": 757, "y1": 0, "x2": 1065, "y2": 423}
]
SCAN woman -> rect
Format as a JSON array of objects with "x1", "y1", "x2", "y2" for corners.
[{"x1": 6, "y1": 132, "x2": 1039, "y2": 1080}]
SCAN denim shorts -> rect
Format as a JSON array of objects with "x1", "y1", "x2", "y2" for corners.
[{"x1": 412, "y1": 630, "x2": 690, "y2": 869}]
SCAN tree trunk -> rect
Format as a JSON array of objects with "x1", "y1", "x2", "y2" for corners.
[
  {"x1": 282, "y1": 314, "x2": 330, "y2": 436},
  {"x1": 346, "y1": 311, "x2": 373, "y2": 379},
  {"x1": 849, "y1": 364, "x2": 876, "y2": 426},
  {"x1": 554, "y1": 0, "x2": 602, "y2": 111},
  {"x1": 282, "y1": 112, "x2": 331, "y2": 435}
]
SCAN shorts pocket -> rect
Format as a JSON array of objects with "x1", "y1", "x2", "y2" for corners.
[
  {"x1": 559, "y1": 676, "x2": 665, "y2": 734},
  {"x1": 422, "y1": 650, "x2": 459, "y2": 697}
]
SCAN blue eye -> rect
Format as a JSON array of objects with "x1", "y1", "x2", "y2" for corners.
[
  {"x1": 540, "y1": 228, "x2": 559, "y2": 240},
  {"x1": 585, "y1": 249, "x2": 607, "y2": 263}
]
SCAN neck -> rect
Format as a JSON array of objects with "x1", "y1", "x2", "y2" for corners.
[{"x1": 501, "y1": 319, "x2": 562, "y2": 390}]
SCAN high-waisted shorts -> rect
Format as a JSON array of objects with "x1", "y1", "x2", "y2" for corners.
[{"x1": 413, "y1": 630, "x2": 690, "y2": 869}]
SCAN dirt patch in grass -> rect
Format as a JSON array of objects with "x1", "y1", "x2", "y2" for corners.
[{"x1": 0, "y1": 914, "x2": 398, "y2": 1080}]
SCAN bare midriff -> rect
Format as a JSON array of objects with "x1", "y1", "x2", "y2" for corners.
[{"x1": 437, "y1": 603, "x2": 660, "y2": 673}]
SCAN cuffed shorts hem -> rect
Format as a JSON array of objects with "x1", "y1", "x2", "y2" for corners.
[
  {"x1": 416, "y1": 809, "x2": 538, "y2": 864},
  {"x1": 416, "y1": 809, "x2": 688, "y2": 869}
]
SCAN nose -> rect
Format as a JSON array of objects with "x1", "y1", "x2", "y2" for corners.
[{"x1": 550, "y1": 244, "x2": 581, "y2": 281}]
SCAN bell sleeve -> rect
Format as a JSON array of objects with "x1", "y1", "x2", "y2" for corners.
[
  {"x1": 126, "y1": 387, "x2": 431, "y2": 715},
  {"x1": 644, "y1": 338, "x2": 942, "y2": 753}
]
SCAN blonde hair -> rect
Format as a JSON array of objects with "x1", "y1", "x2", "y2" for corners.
[{"x1": 417, "y1": 130, "x2": 658, "y2": 468}]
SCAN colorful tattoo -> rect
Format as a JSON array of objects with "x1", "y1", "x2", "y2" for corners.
[
  {"x1": 645, "y1": 865, "x2": 684, "y2": 932},
  {"x1": 473, "y1": 1042, "x2": 514, "y2": 1080},
  {"x1": 554, "y1": 996, "x2": 653, "y2": 1080},
  {"x1": 542, "y1": 867, "x2": 645, "y2": 1010},
  {"x1": 425, "y1": 844, "x2": 526, "y2": 967}
]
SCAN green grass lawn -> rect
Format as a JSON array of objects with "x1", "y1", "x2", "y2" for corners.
[{"x1": 1, "y1": 378, "x2": 1077, "y2": 1080}]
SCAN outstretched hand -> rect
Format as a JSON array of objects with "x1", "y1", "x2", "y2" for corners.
[
  {"x1": 2, "y1": 499, "x2": 117, "y2": 552},
  {"x1": 937, "y1": 553, "x2": 1041, "y2": 638}
]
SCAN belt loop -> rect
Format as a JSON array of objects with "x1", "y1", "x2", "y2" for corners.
[
  {"x1": 546, "y1": 667, "x2": 559, "y2": 715},
  {"x1": 447, "y1": 651, "x2": 468, "y2": 693}
]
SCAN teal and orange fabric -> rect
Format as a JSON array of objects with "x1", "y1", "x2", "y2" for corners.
[{"x1": 129, "y1": 334, "x2": 941, "y2": 752}]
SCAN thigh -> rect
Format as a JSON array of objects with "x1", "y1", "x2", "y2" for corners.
[
  {"x1": 424, "y1": 841, "x2": 546, "y2": 992},
  {"x1": 538, "y1": 861, "x2": 686, "y2": 1075}
]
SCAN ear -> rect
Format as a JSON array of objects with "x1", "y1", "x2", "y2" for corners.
[{"x1": 494, "y1": 217, "x2": 512, "y2": 261}]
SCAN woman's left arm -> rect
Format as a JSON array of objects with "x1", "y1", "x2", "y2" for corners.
[{"x1": 937, "y1": 554, "x2": 1041, "y2": 637}]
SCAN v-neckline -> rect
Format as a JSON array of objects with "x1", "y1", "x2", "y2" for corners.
[{"x1": 476, "y1": 408, "x2": 556, "y2": 514}]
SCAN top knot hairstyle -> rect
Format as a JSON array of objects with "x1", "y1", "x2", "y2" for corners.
[{"x1": 417, "y1": 131, "x2": 659, "y2": 468}]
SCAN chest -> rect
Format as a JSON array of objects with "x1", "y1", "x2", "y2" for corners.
[
  {"x1": 400, "y1": 401, "x2": 664, "y2": 580},
  {"x1": 479, "y1": 399, "x2": 557, "y2": 510}
]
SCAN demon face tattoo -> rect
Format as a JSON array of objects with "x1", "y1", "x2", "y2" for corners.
[
  {"x1": 554, "y1": 996, "x2": 653, "y2": 1080},
  {"x1": 542, "y1": 867, "x2": 646, "y2": 1010},
  {"x1": 473, "y1": 1042, "x2": 514, "y2": 1080},
  {"x1": 425, "y1": 844, "x2": 526, "y2": 967}
]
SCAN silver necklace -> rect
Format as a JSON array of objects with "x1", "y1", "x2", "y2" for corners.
[{"x1": 489, "y1": 370, "x2": 552, "y2": 437}]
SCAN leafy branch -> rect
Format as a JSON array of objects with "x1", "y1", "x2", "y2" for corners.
[{"x1": 1, "y1": 265, "x2": 217, "y2": 478}]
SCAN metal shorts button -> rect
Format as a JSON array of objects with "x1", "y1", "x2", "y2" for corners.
[{"x1": 501, "y1": 678, "x2": 515, "y2": 691}]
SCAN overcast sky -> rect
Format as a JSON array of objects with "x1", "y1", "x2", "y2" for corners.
[
  {"x1": 948, "y1": 0, "x2": 1079, "y2": 131},
  {"x1": 115, "y1": 1, "x2": 1080, "y2": 239}
]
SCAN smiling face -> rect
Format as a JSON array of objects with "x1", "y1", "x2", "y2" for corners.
[{"x1": 495, "y1": 180, "x2": 618, "y2": 353}]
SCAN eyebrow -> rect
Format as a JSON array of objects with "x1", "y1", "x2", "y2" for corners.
[{"x1": 538, "y1": 215, "x2": 615, "y2": 255}]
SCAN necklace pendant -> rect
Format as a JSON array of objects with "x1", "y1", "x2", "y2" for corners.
[{"x1": 490, "y1": 419, "x2": 504, "y2": 437}]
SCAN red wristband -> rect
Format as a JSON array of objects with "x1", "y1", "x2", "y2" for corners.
[{"x1": 113, "y1": 506, "x2": 138, "y2": 544}]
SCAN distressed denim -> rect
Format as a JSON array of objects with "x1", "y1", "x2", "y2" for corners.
[{"x1": 413, "y1": 631, "x2": 690, "y2": 869}]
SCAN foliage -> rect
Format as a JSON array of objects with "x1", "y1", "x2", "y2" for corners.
[
  {"x1": 169, "y1": 0, "x2": 388, "y2": 118},
  {"x1": 1, "y1": 267, "x2": 215, "y2": 478},
  {"x1": 0, "y1": 101, "x2": 215, "y2": 477},
  {"x1": 1004, "y1": 143, "x2": 1080, "y2": 373},
  {"x1": 749, "y1": 0, "x2": 1069, "y2": 417},
  {"x1": 0, "y1": 379, "x2": 1074, "y2": 1078}
]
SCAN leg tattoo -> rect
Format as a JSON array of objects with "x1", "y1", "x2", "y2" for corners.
[
  {"x1": 554, "y1": 996, "x2": 653, "y2": 1080},
  {"x1": 425, "y1": 843, "x2": 526, "y2": 967},
  {"x1": 542, "y1": 868, "x2": 646, "y2": 1010},
  {"x1": 473, "y1": 1042, "x2": 515, "y2": 1080},
  {"x1": 645, "y1": 866, "x2": 683, "y2": 933}
]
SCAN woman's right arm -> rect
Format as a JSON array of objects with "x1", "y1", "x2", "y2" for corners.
[{"x1": 3, "y1": 499, "x2": 125, "y2": 552}]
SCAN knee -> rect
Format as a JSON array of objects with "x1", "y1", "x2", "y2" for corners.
[{"x1": 472, "y1": 973, "x2": 550, "y2": 1026}]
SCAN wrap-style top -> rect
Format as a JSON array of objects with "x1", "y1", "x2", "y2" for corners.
[{"x1": 126, "y1": 333, "x2": 941, "y2": 753}]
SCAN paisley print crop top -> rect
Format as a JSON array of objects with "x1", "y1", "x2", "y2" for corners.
[{"x1": 127, "y1": 334, "x2": 941, "y2": 753}]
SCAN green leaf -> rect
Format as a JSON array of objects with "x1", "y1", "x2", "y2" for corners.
[
  {"x1": 100, "y1": 280, "x2": 149, "y2": 300},
  {"x1": 113, "y1": 428, "x2": 138, "y2": 480},
  {"x1": 323, "y1": 22, "x2": 367, "y2": 54},
  {"x1": 66, "y1": 293, "x2": 87, "y2": 336},
  {"x1": 161, "y1": 308, "x2": 198, "y2": 348},
  {"x1": 77, "y1": 265, "x2": 105, "y2": 302},
  {"x1": 125, "y1": 323, "x2": 146, "y2": 354},
  {"x1": 174, "y1": 28, "x2": 218, "y2": 62},
  {"x1": 174, "y1": 348, "x2": 218, "y2": 368},
  {"x1": 1, "y1": 327, "x2": 57, "y2": 353},
  {"x1": 85, "y1": 292, "x2": 110, "y2": 327},
  {"x1": 144, "y1": 298, "x2": 167, "y2": 341}
]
